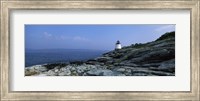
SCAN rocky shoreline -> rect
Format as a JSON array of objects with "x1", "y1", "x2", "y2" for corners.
[{"x1": 25, "y1": 31, "x2": 175, "y2": 76}]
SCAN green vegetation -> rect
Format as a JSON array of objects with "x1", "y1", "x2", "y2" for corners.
[
  {"x1": 25, "y1": 69, "x2": 38, "y2": 76},
  {"x1": 156, "y1": 31, "x2": 175, "y2": 41},
  {"x1": 44, "y1": 63, "x2": 67, "y2": 70},
  {"x1": 131, "y1": 43, "x2": 146, "y2": 48}
]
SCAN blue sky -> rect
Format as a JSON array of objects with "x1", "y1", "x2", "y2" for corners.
[{"x1": 25, "y1": 24, "x2": 175, "y2": 50}]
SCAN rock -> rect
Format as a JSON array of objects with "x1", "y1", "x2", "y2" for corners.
[
  {"x1": 149, "y1": 59, "x2": 175, "y2": 73},
  {"x1": 87, "y1": 69, "x2": 124, "y2": 76},
  {"x1": 86, "y1": 61, "x2": 99, "y2": 65},
  {"x1": 132, "y1": 73, "x2": 149, "y2": 76},
  {"x1": 25, "y1": 68, "x2": 39, "y2": 76},
  {"x1": 70, "y1": 67, "x2": 76, "y2": 71},
  {"x1": 116, "y1": 68, "x2": 126, "y2": 72},
  {"x1": 119, "y1": 62, "x2": 138, "y2": 67},
  {"x1": 96, "y1": 57, "x2": 111, "y2": 62},
  {"x1": 159, "y1": 59, "x2": 175, "y2": 69},
  {"x1": 44, "y1": 63, "x2": 67, "y2": 70},
  {"x1": 87, "y1": 69, "x2": 101, "y2": 76},
  {"x1": 54, "y1": 66, "x2": 60, "y2": 69},
  {"x1": 60, "y1": 67, "x2": 67, "y2": 72},
  {"x1": 125, "y1": 69, "x2": 132, "y2": 75},
  {"x1": 25, "y1": 31, "x2": 175, "y2": 76},
  {"x1": 100, "y1": 70, "x2": 114, "y2": 76},
  {"x1": 47, "y1": 70, "x2": 57, "y2": 76},
  {"x1": 31, "y1": 65, "x2": 48, "y2": 72},
  {"x1": 54, "y1": 69, "x2": 59, "y2": 73},
  {"x1": 113, "y1": 63, "x2": 120, "y2": 66},
  {"x1": 70, "y1": 61, "x2": 84, "y2": 65},
  {"x1": 88, "y1": 65, "x2": 97, "y2": 69},
  {"x1": 153, "y1": 41, "x2": 175, "y2": 48},
  {"x1": 58, "y1": 69, "x2": 71, "y2": 76},
  {"x1": 77, "y1": 69, "x2": 84, "y2": 75},
  {"x1": 87, "y1": 69, "x2": 112, "y2": 76},
  {"x1": 76, "y1": 66, "x2": 88, "y2": 71},
  {"x1": 141, "y1": 63, "x2": 161, "y2": 67},
  {"x1": 71, "y1": 71, "x2": 78, "y2": 76},
  {"x1": 37, "y1": 66, "x2": 48, "y2": 72},
  {"x1": 129, "y1": 48, "x2": 175, "y2": 64},
  {"x1": 65, "y1": 65, "x2": 73, "y2": 69},
  {"x1": 106, "y1": 60, "x2": 114, "y2": 64},
  {"x1": 75, "y1": 66, "x2": 89, "y2": 75},
  {"x1": 115, "y1": 74, "x2": 126, "y2": 76}
]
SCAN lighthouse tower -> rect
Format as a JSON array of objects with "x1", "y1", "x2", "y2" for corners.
[{"x1": 115, "y1": 40, "x2": 122, "y2": 50}]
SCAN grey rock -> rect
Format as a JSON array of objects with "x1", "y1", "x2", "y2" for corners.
[
  {"x1": 132, "y1": 73, "x2": 149, "y2": 76},
  {"x1": 54, "y1": 69, "x2": 59, "y2": 73},
  {"x1": 87, "y1": 69, "x2": 124, "y2": 76},
  {"x1": 25, "y1": 68, "x2": 39, "y2": 76},
  {"x1": 47, "y1": 70, "x2": 57, "y2": 76},
  {"x1": 125, "y1": 69, "x2": 132, "y2": 74},
  {"x1": 153, "y1": 41, "x2": 175, "y2": 48},
  {"x1": 87, "y1": 69, "x2": 113, "y2": 76},
  {"x1": 130, "y1": 48, "x2": 174, "y2": 64},
  {"x1": 116, "y1": 68, "x2": 126, "y2": 72},
  {"x1": 100, "y1": 70, "x2": 114, "y2": 76},
  {"x1": 159, "y1": 59, "x2": 175, "y2": 69},
  {"x1": 141, "y1": 63, "x2": 161, "y2": 67},
  {"x1": 118, "y1": 62, "x2": 138, "y2": 67},
  {"x1": 58, "y1": 69, "x2": 71, "y2": 76},
  {"x1": 88, "y1": 65, "x2": 97, "y2": 69},
  {"x1": 33, "y1": 65, "x2": 48, "y2": 72},
  {"x1": 65, "y1": 65, "x2": 73, "y2": 69},
  {"x1": 115, "y1": 74, "x2": 126, "y2": 76},
  {"x1": 70, "y1": 67, "x2": 76, "y2": 71},
  {"x1": 76, "y1": 66, "x2": 87, "y2": 71},
  {"x1": 60, "y1": 67, "x2": 67, "y2": 72},
  {"x1": 96, "y1": 57, "x2": 111, "y2": 62}
]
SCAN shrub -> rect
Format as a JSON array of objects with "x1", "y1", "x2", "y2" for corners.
[{"x1": 156, "y1": 31, "x2": 175, "y2": 41}]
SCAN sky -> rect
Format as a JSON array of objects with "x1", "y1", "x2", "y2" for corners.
[{"x1": 25, "y1": 24, "x2": 175, "y2": 51}]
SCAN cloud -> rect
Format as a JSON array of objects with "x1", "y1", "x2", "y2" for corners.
[
  {"x1": 155, "y1": 25, "x2": 175, "y2": 32},
  {"x1": 55, "y1": 35, "x2": 70, "y2": 40},
  {"x1": 73, "y1": 36, "x2": 89, "y2": 41},
  {"x1": 43, "y1": 32, "x2": 52, "y2": 38},
  {"x1": 42, "y1": 32, "x2": 89, "y2": 42}
]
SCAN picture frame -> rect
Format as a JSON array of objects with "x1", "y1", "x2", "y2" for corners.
[{"x1": 1, "y1": 0, "x2": 199, "y2": 100}]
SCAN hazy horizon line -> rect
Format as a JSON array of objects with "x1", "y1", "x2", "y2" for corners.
[{"x1": 25, "y1": 48, "x2": 111, "y2": 51}]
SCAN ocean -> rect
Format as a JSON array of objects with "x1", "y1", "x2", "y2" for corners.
[{"x1": 25, "y1": 49, "x2": 108, "y2": 67}]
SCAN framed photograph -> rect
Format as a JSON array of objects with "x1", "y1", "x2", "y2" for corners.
[{"x1": 1, "y1": 0, "x2": 199, "y2": 100}]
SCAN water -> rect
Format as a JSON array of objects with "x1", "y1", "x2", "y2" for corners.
[{"x1": 25, "y1": 49, "x2": 108, "y2": 67}]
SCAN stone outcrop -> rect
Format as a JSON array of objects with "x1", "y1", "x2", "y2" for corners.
[{"x1": 25, "y1": 31, "x2": 175, "y2": 76}]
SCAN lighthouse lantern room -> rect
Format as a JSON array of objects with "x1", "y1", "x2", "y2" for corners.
[{"x1": 115, "y1": 40, "x2": 122, "y2": 50}]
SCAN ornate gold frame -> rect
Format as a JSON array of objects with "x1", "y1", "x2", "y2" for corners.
[{"x1": 1, "y1": 0, "x2": 199, "y2": 100}]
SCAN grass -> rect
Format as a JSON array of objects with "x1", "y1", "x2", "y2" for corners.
[{"x1": 156, "y1": 31, "x2": 175, "y2": 41}]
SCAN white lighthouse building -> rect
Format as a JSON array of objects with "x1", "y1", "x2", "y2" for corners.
[{"x1": 115, "y1": 40, "x2": 122, "y2": 50}]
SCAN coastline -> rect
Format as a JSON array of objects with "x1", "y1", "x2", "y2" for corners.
[{"x1": 25, "y1": 31, "x2": 175, "y2": 76}]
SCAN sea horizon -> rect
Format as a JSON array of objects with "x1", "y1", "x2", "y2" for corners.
[{"x1": 25, "y1": 48, "x2": 109, "y2": 67}]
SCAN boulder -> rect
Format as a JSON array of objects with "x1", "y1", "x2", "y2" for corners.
[
  {"x1": 130, "y1": 48, "x2": 175, "y2": 64},
  {"x1": 25, "y1": 68, "x2": 39, "y2": 76},
  {"x1": 58, "y1": 69, "x2": 71, "y2": 76},
  {"x1": 87, "y1": 69, "x2": 124, "y2": 76},
  {"x1": 96, "y1": 57, "x2": 111, "y2": 62},
  {"x1": 54, "y1": 69, "x2": 59, "y2": 73},
  {"x1": 116, "y1": 68, "x2": 126, "y2": 72},
  {"x1": 47, "y1": 70, "x2": 58, "y2": 76},
  {"x1": 158, "y1": 59, "x2": 175, "y2": 69},
  {"x1": 60, "y1": 67, "x2": 68, "y2": 72},
  {"x1": 87, "y1": 69, "x2": 113, "y2": 76},
  {"x1": 70, "y1": 67, "x2": 76, "y2": 71},
  {"x1": 31, "y1": 65, "x2": 48, "y2": 72}
]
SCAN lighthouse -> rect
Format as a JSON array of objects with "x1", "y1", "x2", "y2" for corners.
[{"x1": 115, "y1": 40, "x2": 122, "y2": 50}]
